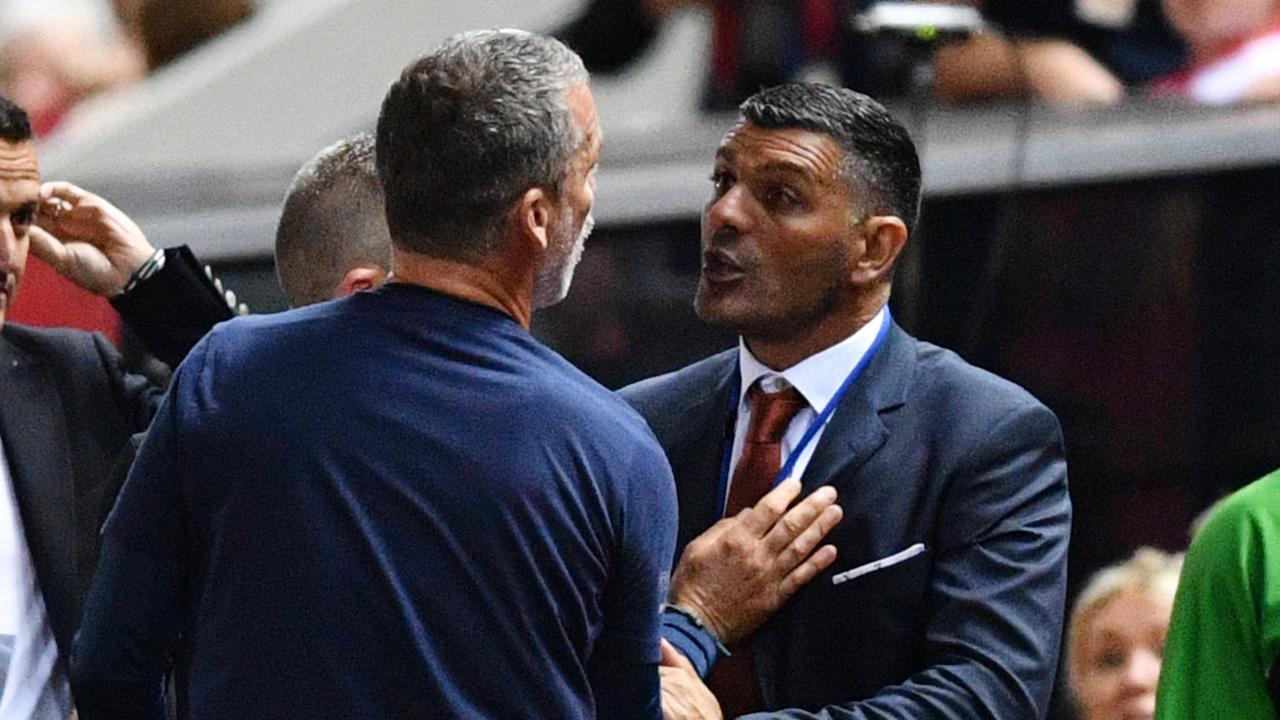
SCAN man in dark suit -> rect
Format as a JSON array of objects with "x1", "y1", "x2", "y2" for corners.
[
  {"x1": 0, "y1": 93, "x2": 234, "y2": 717},
  {"x1": 625, "y1": 83, "x2": 1071, "y2": 718}
]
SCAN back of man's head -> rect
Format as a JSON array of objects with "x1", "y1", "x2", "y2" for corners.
[
  {"x1": 275, "y1": 133, "x2": 391, "y2": 308},
  {"x1": 739, "y1": 83, "x2": 921, "y2": 234},
  {"x1": 0, "y1": 93, "x2": 33, "y2": 143},
  {"x1": 375, "y1": 29, "x2": 588, "y2": 262}
]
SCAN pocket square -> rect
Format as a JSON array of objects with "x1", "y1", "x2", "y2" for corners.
[{"x1": 831, "y1": 543, "x2": 927, "y2": 586}]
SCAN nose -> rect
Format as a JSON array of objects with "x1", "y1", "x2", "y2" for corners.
[
  {"x1": 1120, "y1": 648, "x2": 1162, "y2": 693},
  {"x1": 703, "y1": 185, "x2": 750, "y2": 239}
]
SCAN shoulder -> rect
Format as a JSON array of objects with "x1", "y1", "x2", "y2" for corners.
[
  {"x1": 1, "y1": 323, "x2": 121, "y2": 376},
  {"x1": 2, "y1": 322, "x2": 108, "y2": 358},
  {"x1": 1192, "y1": 471, "x2": 1280, "y2": 559},
  {"x1": 618, "y1": 348, "x2": 735, "y2": 417},
  {"x1": 907, "y1": 335, "x2": 1057, "y2": 429},
  {"x1": 539, "y1": 351, "x2": 669, "y2": 459},
  {"x1": 192, "y1": 302, "x2": 341, "y2": 363}
]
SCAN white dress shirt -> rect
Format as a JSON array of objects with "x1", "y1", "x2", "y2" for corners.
[
  {"x1": 725, "y1": 307, "x2": 888, "y2": 514},
  {"x1": 0, "y1": 437, "x2": 72, "y2": 720}
]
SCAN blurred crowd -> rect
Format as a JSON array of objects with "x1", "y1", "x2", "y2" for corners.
[
  {"x1": 0, "y1": 0, "x2": 254, "y2": 136},
  {"x1": 5, "y1": 0, "x2": 1278, "y2": 139},
  {"x1": 557, "y1": 0, "x2": 1280, "y2": 107}
]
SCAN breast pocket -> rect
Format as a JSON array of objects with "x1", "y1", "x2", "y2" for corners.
[
  {"x1": 831, "y1": 543, "x2": 927, "y2": 587},
  {"x1": 789, "y1": 542, "x2": 932, "y2": 685}
]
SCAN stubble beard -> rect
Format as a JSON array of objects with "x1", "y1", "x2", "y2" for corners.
[
  {"x1": 532, "y1": 210, "x2": 594, "y2": 310},
  {"x1": 693, "y1": 241, "x2": 851, "y2": 343}
]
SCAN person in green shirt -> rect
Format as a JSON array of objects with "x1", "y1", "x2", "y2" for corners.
[{"x1": 1156, "y1": 469, "x2": 1280, "y2": 719}]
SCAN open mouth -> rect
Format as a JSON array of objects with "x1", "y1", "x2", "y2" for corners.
[{"x1": 701, "y1": 249, "x2": 745, "y2": 283}]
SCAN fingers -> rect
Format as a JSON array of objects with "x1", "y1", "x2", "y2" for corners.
[
  {"x1": 40, "y1": 180, "x2": 89, "y2": 205},
  {"x1": 26, "y1": 226, "x2": 68, "y2": 266},
  {"x1": 660, "y1": 665, "x2": 723, "y2": 720},
  {"x1": 774, "y1": 501, "x2": 842, "y2": 583},
  {"x1": 660, "y1": 639, "x2": 695, "y2": 672},
  {"x1": 762, "y1": 485, "x2": 838, "y2": 555},
  {"x1": 779, "y1": 543, "x2": 839, "y2": 599},
  {"x1": 737, "y1": 477, "x2": 802, "y2": 536},
  {"x1": 36, "y1": 181, "x2": 148, "y2": 248},
  {"x1": 37, "y1": 183, "x2": 91, "y2": 230}
]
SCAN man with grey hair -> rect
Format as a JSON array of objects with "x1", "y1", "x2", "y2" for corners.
[
  {"x1": 275, "y1": 132, "x2": 391, "y2": 307},
  {"x1": 72, "y1": 30, "x2": 676, "y2": 720}
]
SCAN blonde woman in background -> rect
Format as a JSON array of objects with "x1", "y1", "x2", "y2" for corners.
[{"x1": 1067, "y1": 548, "x2": 1183, "y2": 720}]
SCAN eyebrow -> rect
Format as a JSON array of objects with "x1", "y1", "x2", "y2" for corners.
[
  {"x1": 754, "y1": 161, "x2": 816, "y2": 181},
  {"x1": 713, "y1": 149, "x2": 817, "y2": 181}
]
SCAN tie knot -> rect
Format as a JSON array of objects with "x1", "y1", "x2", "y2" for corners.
[{"x1": 746, "y1": 382, "x2": 807, "y2": 443}]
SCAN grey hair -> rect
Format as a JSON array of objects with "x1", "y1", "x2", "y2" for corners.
[
  {"x1": 376, "y1": 29, "x2": 589, "y2": 260},
  {"x1": 274, "y1": 133, "x2": 391, "y2": 307}
]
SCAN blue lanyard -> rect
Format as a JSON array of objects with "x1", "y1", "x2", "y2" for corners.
[{"x1": 716, "y1": 309, "x2": 893, "y2": 515}]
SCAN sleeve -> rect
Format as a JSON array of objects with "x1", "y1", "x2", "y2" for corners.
[
  {"x1": 551, "y1": 0, "x2": 660, "y2": 73},
  {"x1": 1155, "y1": 481, "x2": 1280, "y2": 720},
  {"x1": 70, "y1": 335, "x2": 215, "y2": 720},
  {"x1": 110, "y1": 245, "x2": 236, "y2": 367},
  {"x1": 661, "y1": 605, "x2": 728, "y2": 678},
  {"x1": 91, "y1": 331, "x2": 164, "y2": 430},
  {"x1": 588, "y1": 438, "x2": 679, "y2": 720},
  {"x1": 743, "y1": 402, "x2": 1072, "y2": 720}
]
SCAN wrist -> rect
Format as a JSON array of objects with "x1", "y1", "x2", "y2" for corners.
[
  {"x1": 119, "y1": 247, "x2": 165, "y2": 297},
  {"x1": 661, "y1": 603, "x2": 730, "y2": 678},
  {"x1": 662, "y1": 602, "x2": 727, "y2": 648}
]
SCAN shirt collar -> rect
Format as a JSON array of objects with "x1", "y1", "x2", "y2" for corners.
[{"x1": 737, "y1": 307, "x2": 888, "y2": 413}]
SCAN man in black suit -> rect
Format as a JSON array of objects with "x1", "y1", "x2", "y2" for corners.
[
  {"x1": 0, "y1": 94, "x2": 234, "y2": 717},
  {"x1": 625, "y1": 83, "x2": 1071, "y2": 718}
]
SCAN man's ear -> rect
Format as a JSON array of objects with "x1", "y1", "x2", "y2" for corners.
[
  {"x1": 514, "y1": 187, "x2": 554, "y2": 253},
  {"x1": 852, "y1": 215, "x2": 909, "y2": 285},
  {"x1": 333, "y1": 265, "x2": 388, "y2": 299}
]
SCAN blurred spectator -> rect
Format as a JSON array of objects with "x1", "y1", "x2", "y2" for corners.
[
  {"x1": 555, "y1": 0, "x2": 914, "y2": 110},
  {"x1": 134, "y1": 0, "x2": 256, "y2": 70},
  {"x1": 1150, "y1": 0, "x2": 1280, "y2": 102},
  {"x1": 0, "y1": 0, "x2": 145, "y2": 135},
  {"x1": 1066, "y1": 548, "x2": 1182, "y2": 720},
  {"x1": 933, "y1": 0, "x2": 1185, "y2": 104}
]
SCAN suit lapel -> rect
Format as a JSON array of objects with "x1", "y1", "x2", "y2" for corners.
[
  {"x1": 799, "y1": 323, "x2": 913, "y2": 495},
  {"x1": 0, "y1": 330, "x2": 80, "y2": 652},
  {"x1": 668, "y1": 355, "x2": 738, "y2": 551}
]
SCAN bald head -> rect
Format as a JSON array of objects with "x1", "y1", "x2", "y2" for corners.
[{"x1": 274, "y1": 133, "x2": 391, "y2": 308}]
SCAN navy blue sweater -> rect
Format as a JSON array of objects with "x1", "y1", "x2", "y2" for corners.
[{"x1": 72, "y1": 284, "x2": 676, "y2": 720}]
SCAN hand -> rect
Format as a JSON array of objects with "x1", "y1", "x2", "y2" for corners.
[
  {"x1": 660, "y1": 640, "x2": 722, "y2": 720},
  {"x1": 31, "y1": 181, "x2": 155, "y2": 297},
  {"x1": 669, "y1": 478, "x2": 842, "y2": 644}
]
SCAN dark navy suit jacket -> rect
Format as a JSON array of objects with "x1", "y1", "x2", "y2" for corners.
[
  {"x1": 0, "y1": 247, "x2": 233, "y2": 681},
  {"x1": 0, "y1": 325, "x2": 161, "y2": 663},
  {"x1": 621, "y1": 322, "x2": 1071, "y2": 719}
]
